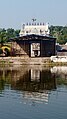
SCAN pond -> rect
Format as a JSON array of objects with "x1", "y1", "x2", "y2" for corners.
[{"x1": 0, "y1": 65, "x2": 67, "y2": 119}]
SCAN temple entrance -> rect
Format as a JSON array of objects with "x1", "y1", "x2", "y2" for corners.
[
  {"x1": 31, "y1": 43, "x2": 40, "y2": 57},
  {"x1": 34, "y1": 50, "x2": 38, "y2": 57}
]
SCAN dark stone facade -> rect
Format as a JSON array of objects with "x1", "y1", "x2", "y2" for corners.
[{"x1": 11, "y1": 34, "x2": 56, "y2": 57}]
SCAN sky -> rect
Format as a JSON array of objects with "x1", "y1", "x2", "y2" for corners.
[{"x1": 0, "y1": 0, "x2": 67, "y2": 29}]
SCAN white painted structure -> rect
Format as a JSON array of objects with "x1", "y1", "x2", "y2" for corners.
[
  {"x1": 50, "y1": 56, "x2": 67, "y2": 62},
  {"x1": 31, "y1": 43, "x2": 40, "y2": 57},
  {"x1": 19, "y1": 22, "x2": 50, "y2": 36}
]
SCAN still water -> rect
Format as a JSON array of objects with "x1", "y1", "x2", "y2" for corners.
[{"x1": 0, "y1": 65, "x2": 67, "y2": 119}]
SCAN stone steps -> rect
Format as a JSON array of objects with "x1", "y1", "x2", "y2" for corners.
[{"x1": 0, "y1": 57, "x2": 51, "y2": 65}]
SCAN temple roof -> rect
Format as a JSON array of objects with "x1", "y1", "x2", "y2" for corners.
[{"x1": 9, "y1": 34, "x2": 56, "y2": 42}]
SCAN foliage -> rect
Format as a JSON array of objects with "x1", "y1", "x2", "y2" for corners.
[
  {"x1": 0, "y1": 28, "x2": 20, "y2": 46},
  {"x1": 49, "y1": 25, "x2": 67, "y2": 44}
]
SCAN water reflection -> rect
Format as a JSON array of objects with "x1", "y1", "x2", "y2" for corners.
[
  {"x1": 51, "y1": 66, "x2": 67, "y2": 85},
  {"x1": 0, "y1": 65, "x2": 67, "y2": 104}
]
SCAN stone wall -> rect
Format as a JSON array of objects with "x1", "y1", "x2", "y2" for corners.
[{"x1": 11, "y1": 41, "x2": 29, "y2": 57}]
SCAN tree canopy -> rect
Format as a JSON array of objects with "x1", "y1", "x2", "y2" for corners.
[
  {"x1": 49, "y1": 25, "x2": 67, "y2": 44},
  {"x1": 0, "y1": 28, "x2": 20, "y2": 45}
]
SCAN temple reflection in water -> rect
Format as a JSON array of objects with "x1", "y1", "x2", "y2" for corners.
[
  {"x1": 0, "y1": 65, "x2": 67, "y2": 104},
  {"x1": 0, "y1": 65, "x2": 56, "y2": 104}
]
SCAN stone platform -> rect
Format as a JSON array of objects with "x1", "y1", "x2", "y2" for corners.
[{"x1": 0, "y1": 57, "x2": 51, "y2": 65}]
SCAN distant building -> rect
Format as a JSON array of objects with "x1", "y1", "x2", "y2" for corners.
[{"x1": 56, "y1": 44, "x2": 67, "y2": 56}]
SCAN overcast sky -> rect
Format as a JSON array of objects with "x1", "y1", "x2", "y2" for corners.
[{"x1": 0, "y1": 0, "x2": 67, "y2": 29}]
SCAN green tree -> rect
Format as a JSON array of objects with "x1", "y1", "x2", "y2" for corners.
[
  {"x1": 49, "y1": 26, "x2": 67, "y2": 44},
  {"x1": 0, "y1": 28, "x2": 7, "y2": 46}
]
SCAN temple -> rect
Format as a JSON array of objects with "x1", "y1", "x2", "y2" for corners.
[{"x1": 11, "y1": 21, "x2": 56, "y2": 57}]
